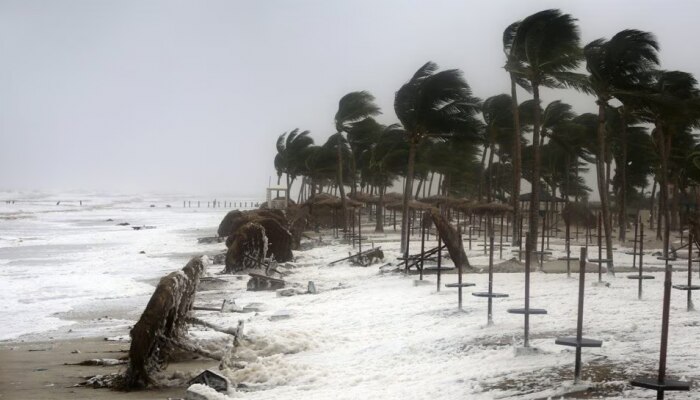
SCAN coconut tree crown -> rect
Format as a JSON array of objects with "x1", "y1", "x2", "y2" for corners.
[{"x1": 394, "y1": 61, "x2": 482, "y2": 140}]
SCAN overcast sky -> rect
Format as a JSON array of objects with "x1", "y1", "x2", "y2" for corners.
[{"x1": 2, "y1": 0, "x2": 699, "y2": 197}]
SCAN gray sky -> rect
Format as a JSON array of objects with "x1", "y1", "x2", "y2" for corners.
[{"x1": 2, "y1": 0, "x2": 699, "y2": 197}]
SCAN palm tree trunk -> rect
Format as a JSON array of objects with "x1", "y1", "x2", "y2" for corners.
[
  {"x1": 414, "y1": 178, "x2": 424, "y2": 199},
  {"x1": 400, "y1": 138, "x2": 418, "y2": 253},
  {"x1": 428, "y1": 172, "x2": 435, "y2": 197},
  {"x1": 510, "y1": 75, "x2": 522, "y2": 246},
  {"x1": 336, "y1": 135, "x2": 348, "y2": 231},
  {"x1": 375, "y1": 185, "x2": 385, "y2": 233},
  {"x1": 486, "y1": 141, "x2": 495, "y2": 202},
  {"x1": 596, "y1": 101, "x2": 615, "y2": 275},
  {"x1": 529, "y1": 84, "x2": 542, "y2": 266},
  {"x1": 657, "y1": 124, "x2": 671, "y2": 255},
  {"x1": 619, "y1": 111, "x2": 628, "y2": 241},
  {"x1": 478, "y1": 144, "x2": 488, "y2": 201},
  {"x1": 650, "y1": 179, "x2": 656, "y2": 229},
  {"x1": 286, "y1": 174, "x2": 291, "y2": 203}
]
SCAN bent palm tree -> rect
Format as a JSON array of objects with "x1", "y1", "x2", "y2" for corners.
[
  {"x1": 395, "y1": 61, "x2": 482, "y2": 252},
  {"x1": 274, "y1": 129, "x2": 314, "y2": 202},
  {"x1": 585, "y1": 29, "x2": 660, "y2": 271},
  {"x1": 507, "y1": 9, "x2": 587, "y2": 265},
  {"x1": 334, "y1": 91, "x2": 381, "y2": 229}
]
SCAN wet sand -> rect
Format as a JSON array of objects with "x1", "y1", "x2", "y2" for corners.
[{"x1": 0, "y1": 337, "x2": 213, "y2": 399}]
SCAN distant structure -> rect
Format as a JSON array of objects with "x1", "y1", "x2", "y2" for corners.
[{"x1": 266, "y1": 186, "x2": 288, "y2": 210}]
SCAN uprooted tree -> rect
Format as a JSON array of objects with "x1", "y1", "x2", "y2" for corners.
[
  {"x1": 121, "y1": 257, "x2": 203, "y2": 389},
  {"x1": 116, "y1": 257, "x2": 242, "y2": 390},
  {"x1": 218, "y1": 209, "x2": 296, "y2": 273}
]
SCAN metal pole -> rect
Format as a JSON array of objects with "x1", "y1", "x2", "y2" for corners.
[
  {"x1": 420, "y1": 212, "x2": 425, "y2": 281},
  {"x1": 574, "y1": 246, "x2": 588, "y2": 383},
  {"x1": 458, "y1": 227, "x2": 463, "y2": 310},
  {"x1": 499, "y1": 215, "x2": 504, "y2": 259},
  {"x1": 657, "y1": 254, "x2": 672, "y2": 400},
  {"x1": 639, "y1": 222, "x2": 645, "y2": 300},
  {"x1": 598, "y1": 212, "x2": 603, "y2": 283},
  {"x1": 566, "y1": 217, "x2": 571, "y2": 278},
  {"x1": 437, "y1": 231, "x2": 442, "y2": 292},
  {"x1": 488, "y1": 235, "x2": 495, "y2": 325},
  {"x1": 633, "y1": 217, "x2": 639, "y2": 268},
  {"x1": 688, "y1": 233, "x2": 694, "y2": 311},
  {"x1": 524, "y1": 232, "x2": 531, "y2": 347},
  {"x1": 358, "y1": 208, "x2": 362, "y2": 254}
]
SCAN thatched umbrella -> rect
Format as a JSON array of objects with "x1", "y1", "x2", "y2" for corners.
[{"x1": 470, "y1": 202, "x2": 514, "y2": 215}]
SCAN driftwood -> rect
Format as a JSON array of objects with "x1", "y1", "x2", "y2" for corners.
[
  {"x1": 120, "y1": 257, "x2": 204, "y2": 390},
  {"x1": 429, "y1": 208, "x2": 471, "y2": 270},
  {"x1": 328, "y1": 246, "x2": 384, "y2": 266},
  {"x1": 247, "y1": 273, "x2": 286, "y2": 291}
]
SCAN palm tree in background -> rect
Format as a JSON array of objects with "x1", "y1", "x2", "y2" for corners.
[
  {"x1": 481, "y1": 94, "x2": 514, "y2": 202},
  {"x1": 274, "y1": 129, "x2": 314, "y2": 202},
  {"x1": 506, "y1": 9, "x2": 587, "y2": 263},
  {"x1": 584, "y1": 29, "x2": 660, "y2": 265},
  {"x1": 637, "y1": 71, "x2": 700, "y2": 251},
  {"x1": 334, "y1": 91, "x2": 381, "y2": 228},
  {"x1": 395, "y1": 61, "x2": 482, "y2": 252}
]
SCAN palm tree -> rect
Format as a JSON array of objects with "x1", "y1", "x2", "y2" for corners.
[
  {"x1": 394, "y1": 61, "x2": 482, "y2": 252},
  {"x1": 274, "y1": 129, "x2": 314, "y2": 202},
  {"x1": 584, "y1": 29, "x2": 660, "y2": 266},
  {"x1": 503, "y1": 21, "x2": 531, "y2": 245},
  {"x1": 334, "y1": 91, "x2": 381, "y2": 228},
  {"x1": 637, "y1": 71, "x2": 700, "y2": 252},
  {"x1": 507, "y1": 9, "x2": 587, "y2": 265},
  {"x1": 482, "y1": 94, "x2": 514, "y2": 202},
  {"x1": 347, "y1": 117, "x2": 383, "y2": 194},
  {"x1": 366, "y1": 124, "x2": 409, "y2": 232}
]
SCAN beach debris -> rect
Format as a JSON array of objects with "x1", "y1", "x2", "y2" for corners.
[
  {"x1": 308, "y1": 281, "x2": 317, "y2": 294},
  {"x1": 116, "y1": 222, "x2": 130, "y2": 226},
  {"x1": 328, "y1": 246, "x2": 384, "y2": 267},
  {"x1": 188, "y1": 370, "x2": 230, "y2": 392},
  {"x1": 224, "y1": 223, "x2": 268, "y2": 273},
  {"x1": 242, "y1": 302, "x2": 265, "y2": 312},
  {"x1": 276, "y1": 287, "x2": 306, "y2": 297},
  {"x1": 76, "y1": 373, "x2": 122, "y2": 388},
  {"x1": 198, "y1": 236, "x2": 225, "y2": 244},
  {"x1": 66, "y1": 358, "x2": 126, "y2": 366},
  {"x1": 269, "y1": 309, "x2": 292, "y2": 321},
  {"x1": 132, "y1": 225, "x2": 156, "y2": 230},
  {"x1": 119, "y1": 257, "x2": 205, "y2": 389},
  {"x1": 247, "y1": 273, "x2": 286, "y2": 291},
  {"x1": 186, "y1": 383, "x2": 233, "y2": 400},
  {"x1": 193, "y1": 299, "x2": 243, "y2": 313}
]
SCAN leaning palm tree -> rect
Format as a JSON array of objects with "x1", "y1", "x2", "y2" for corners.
[
  {"x1": 506, "y1": 9, "x2": 587, "y2": 263},
  {"x1": 274, "y1": 129, "x2": 314, "y2": 202},
  {"x1": 503, "y1": 22, "x2": 532, "y2": 244},
  {"x1": 584, "y1": 29, "x2": 660, "y2": 270},
  {"x1": 334, "y1": 91, "x2": 381, "y2": 228},
  {"x1": 394, "y1": 61, "x2": 482, "y2": 252}
]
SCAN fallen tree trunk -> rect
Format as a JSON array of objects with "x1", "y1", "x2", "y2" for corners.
[
  {"x1": 429, "y1": 208, "x2": 471, "y2": 270},
  {"x1": 119, "y1": 257, "x2": 204, "y2": 390}
]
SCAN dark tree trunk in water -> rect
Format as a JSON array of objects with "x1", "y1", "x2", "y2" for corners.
[
  {"x1": 478, "y1": 144, "x2": 488, "y2": 201},
  {"x1": 428, "y1": 172, "x2": 435, "y2": 197},
  {"x1": 596, "y1": 101, "x2": 615, "y2": 275},
  {"x1": 401, "y1": 139, "x2": 418, "y2": 253},
  {"x1": 510, "y1": 75, "x2": 522, "y2": 246}
]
